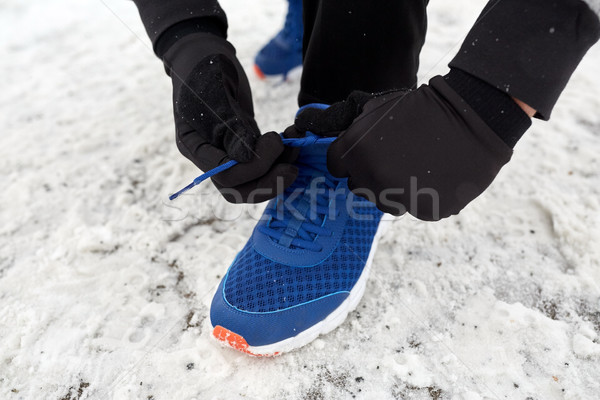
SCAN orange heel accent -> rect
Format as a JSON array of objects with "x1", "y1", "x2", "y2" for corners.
[
  {"x1": 212, "y1": 326, "x2": 279, "y2": 357},
  {"x1": 253, "y1": 64, "x2": 266, "y2": 80}
]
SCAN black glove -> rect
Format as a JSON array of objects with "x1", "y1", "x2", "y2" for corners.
[
  {"x1": 163, "y1": 32, "x2": 299, "y2": 203},
  {"x1": 296, "y1": 76, "x2": 525, "y2": 220}
]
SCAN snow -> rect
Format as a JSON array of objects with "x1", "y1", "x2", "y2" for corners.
[
  {"x1": 1, "y1": 0, "x2": 599, "y2": 399},
  {"x1": 583, "y1": 0, "x2": 600, "y2": 16}
]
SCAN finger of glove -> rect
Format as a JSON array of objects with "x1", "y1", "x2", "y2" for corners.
[
  {"x1": 346, "y1": 177, "x2": 378, "y2": 204},
  {"x1": 214, "y1": 163, "x2": 299, "y2": 204},
  {"x1": 294, "y1": 90, "x2": 374, "y2": 135},
  {"x1": 275, "y1": 125, "x2": 305, "y2": 165},
  {"x1": 282, "y1": 125, "x2": 305, "y2": 139},
  {"x1": 175, "y1": 122, "x2": 228, "y2": 172},
  {"x1": 347, "y1": 90, "x2": 379, "y2": 110},
  {"x1": 294, "y1": 102, "x2": 352, "y2": 136},
  {"x1": 347, "y1": 178, "x2": 407, "y2": 217},
  {"x1": 213, "y1": 115, "x2": 259, "y2": 162},
  {"x1": 211, "y1": 131, "x2": 285, "y2": 188},
  {"x1": 176, "y1": 54, "x2": 259, "y2": 162}
]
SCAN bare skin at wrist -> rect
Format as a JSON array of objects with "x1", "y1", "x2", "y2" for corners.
[{"x1": 512, "y1": 97, "x2": 536, "y2": 118}]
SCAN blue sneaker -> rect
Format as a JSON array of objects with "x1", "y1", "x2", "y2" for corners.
[
  {"x1": 209, "y1": 114, "x2": 390, "y2": 356},
  {"x1": 254, "y1": 0, "x2": 303, "y2": 79}
]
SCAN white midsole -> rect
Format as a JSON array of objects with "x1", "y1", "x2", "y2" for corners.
[{"x1": 242, "y1": 213, "x2": 395, "y2": 355}]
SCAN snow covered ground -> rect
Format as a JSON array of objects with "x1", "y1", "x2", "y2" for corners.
[{"x1": 1, "y1": 0, "x2": 600, "y2": 398}]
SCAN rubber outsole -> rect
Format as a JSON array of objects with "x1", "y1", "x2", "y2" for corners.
[
  {"x1": 253, "y1": 63, "x2": 302, "y2": 81},
  {"x1": 253, "y1": 64, "x2": 266, "y2": 80},
  {"x1": 211, "y1": 214, "x2": 394, "y2": 357}
]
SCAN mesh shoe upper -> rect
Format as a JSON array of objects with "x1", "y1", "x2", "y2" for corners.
[{"x1": 224, "y1": 204, "x2": 382, "y2": 313}]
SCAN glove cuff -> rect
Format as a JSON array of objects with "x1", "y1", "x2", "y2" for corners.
[
  {"x1": 162, "y1": 32, "x2": 236, "y2": 78},
  {"x1": 444, "y1": 68, "x2": 531, "y2": 148},
  {"x1": 429, "y1": 76, "x2": 514, "y2": 165},
  {"x1": 156, "y1": 18, "x2": 227, "y2": 58},
  {"x1": 132, "y1": 0, "x2": 227, "y2": 55}
]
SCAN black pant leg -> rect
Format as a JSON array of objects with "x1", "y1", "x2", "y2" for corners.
[{"x1": 299, "y1": 0, "x2": 428, "y2": 106}]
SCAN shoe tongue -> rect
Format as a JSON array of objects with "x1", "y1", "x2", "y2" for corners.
[{"x1": 271, "y1": 132, "x2": 331, "y2": 248}]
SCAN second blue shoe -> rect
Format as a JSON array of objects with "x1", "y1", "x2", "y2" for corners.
[{"x1": 254, "y1": 0, "x2": 303, "y2": 79}]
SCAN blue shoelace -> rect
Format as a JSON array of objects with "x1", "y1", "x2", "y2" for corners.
[
  {"x1": 169, "y1": 133, "x2": 339, "y2": 252},
  {"x1": 257, "y1": 137, "x2": 341, "y2": 251}
]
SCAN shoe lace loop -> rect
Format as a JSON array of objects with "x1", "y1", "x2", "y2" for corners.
[{"x1": 257, "y1": 157, "x2": 338, "y2": 252}]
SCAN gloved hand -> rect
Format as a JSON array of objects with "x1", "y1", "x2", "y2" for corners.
[
  {"x1": 163, "y1": 32, "x2": 300, "y2": 203},
  {"x1": 295, "y1": 76, "x2": 516, "y2": 220}
]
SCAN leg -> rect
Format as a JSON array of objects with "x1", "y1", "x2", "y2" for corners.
[{"x1": 299, "y1": 0, "x2": 428, "y2": 105}]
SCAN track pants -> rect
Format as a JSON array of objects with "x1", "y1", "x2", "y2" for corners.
[{"x1": 299, "y1": 0, "x2": 429, "y2": 106}]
